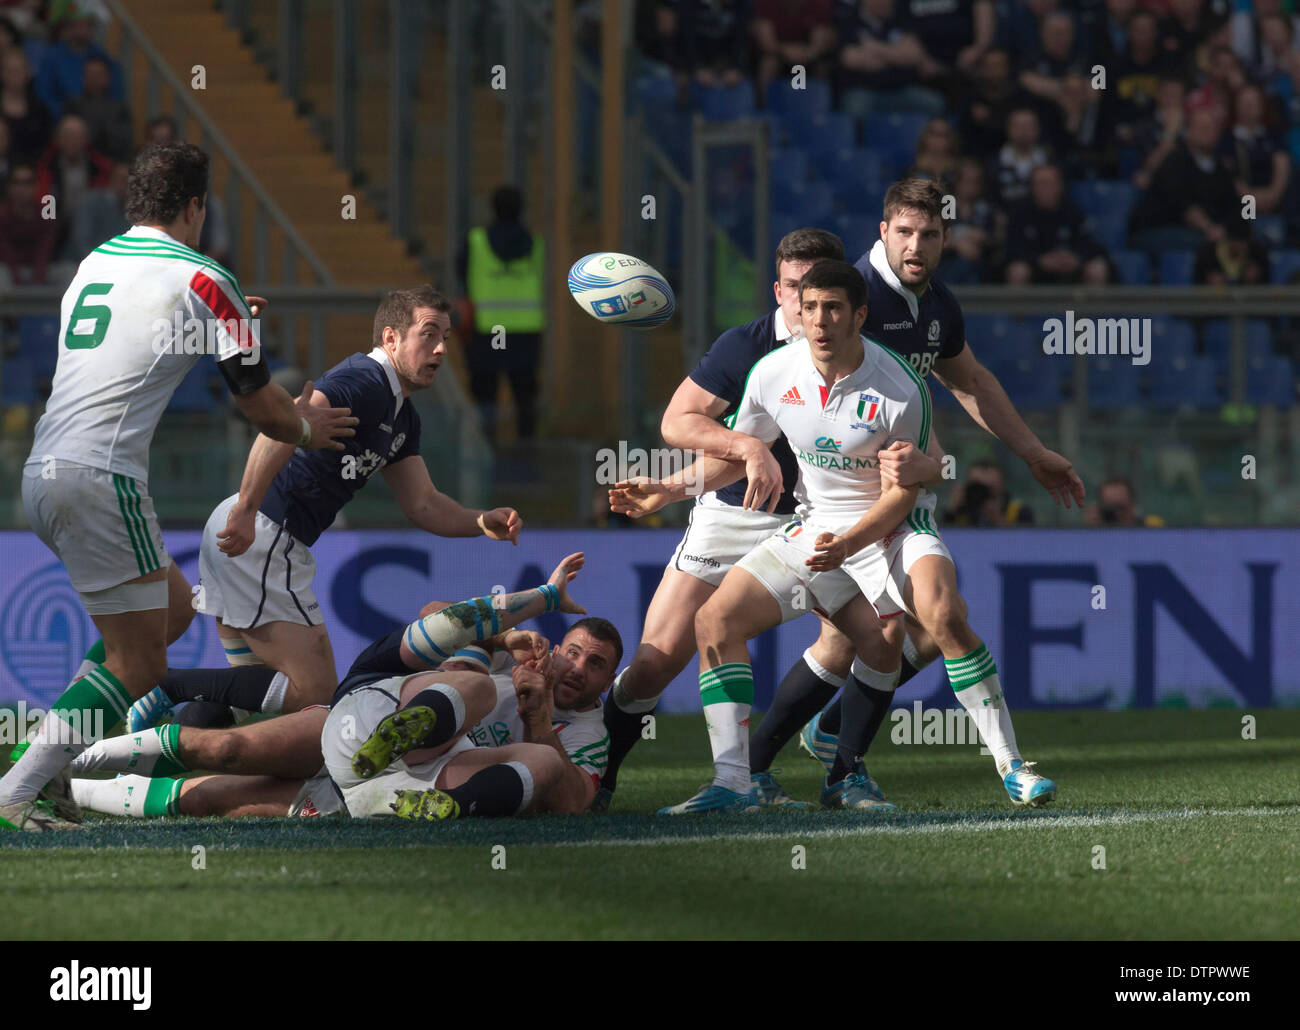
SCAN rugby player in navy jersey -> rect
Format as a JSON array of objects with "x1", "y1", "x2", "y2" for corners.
[
  {"x1": 128, "y1": 285, "x2": 523, "y2": 729},
  {"x1": 756, "y1": 178, "x2": 1083, "y2": 805},
  {"x1": 593, "y1": 228, "x2": 946, "y2": 813}
]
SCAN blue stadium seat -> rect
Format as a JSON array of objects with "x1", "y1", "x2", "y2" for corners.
[
  {"x1": 1245, "y1": 321, "x2": 1274, "y2": 364},
  {"x1": 772, "y1": 179, "x2": 834, "y2": 225},
  {"x1": 1204, "y1": 319, "x2": 1272, "y2": 363},
  {"x1": 695, "y1": 82, "x2": 757, "y2": 121},
  {"x1": 818, "y1": 146, "x2": 888, "y2": 196},
  {"x1": 765, "y1": 78, "x2": 832, "y2": 120},
  {"x1": 995, "y1": 354, "x2": 1063, "y2": 410},
  {"x1": 767, "y1": 213, "x2": 804, "y2": 254},
  {"x1": 831, "y1": 213, "x2": 877, "y2": 252},
  {"x1": 633, "y1": 73, "x2": 677, "y2": 113},
  {"x1": 1087, "y1": 355, "x2": 1142, "y2": 408},
  {"x1": 1069, "y1": 179, "x2": 1137, "y2": 219},
  {"x1": 1157, "y1": 250, "x2": 1195, "y2": 285},
  {"x1": 1110, "y1": 250, "x2": 1151, "y2": 285},
  {"x1": 770, "y1": 147, "x2": 811, "y2": 185},
  {"x1": 165, "y1": 367, "x2": 216, "y2": 413},
  {"x1": 1246, "y1": 356, "x2": 1295, "y2": 407},
  {"x1": 18, "y1": 316, "x2": 60, "y2": 377},
  {"x1": 1151, "y1": 317, "x2": 1196, "y2": 362},
  {"x1": 0, "y1": 358, "x2": 37, "y2": 405},
  {"x1": 801, "y1": 112, "x2": 856, "y2": 162},
  {"x1": 1085, "y1": 210, "x2": 1129, "y2": 253},
  {"x1": 965, "y1": 314, "x2": 1014, "y2": 355},
  {"x1": 1147, "y1": 355, "x2": 1220, "y2": 407},
  {"x1": 860, "y1": 112, "x2": 929, "y2": 175},
  {"x1": 1269, "y1": 249, "x2": 1300, "y2": 284}
]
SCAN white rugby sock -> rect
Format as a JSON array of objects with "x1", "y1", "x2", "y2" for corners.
[
  {"x1": 700, "y1": 663, "x2": 753, "y2": 794},
  {"x1": 71, "y1": 774, "x2": 181, "y2": 817},
  {"x1": 68, "y1": 725, "x2": 188, "y2": 776},
  {"x1": 261, "y1": 671, "x2": 290, "y2": 714},
  {"x1": 946, "y1": 643, "x2": 1021, "y2": 774}
]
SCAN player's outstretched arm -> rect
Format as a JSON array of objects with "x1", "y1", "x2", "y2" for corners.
[
  {"x1": 398, "y1": 554, "x2": 585, "y2": 669},
  {"x1": 661, "y1": 377, "x2": 783, "y2": 511},
  {"x1": 609, "y1": 451, "x2": 758, "y2": 518},
  {"x1": 383, "y1": 456, "x2": 522, "y2": 542},
  {"x1": 234, "y1": 378, "x2": 357, "y2": 452},
  {"x1": 933, "y1": 345, "x2": 1085, "y2": 507}
]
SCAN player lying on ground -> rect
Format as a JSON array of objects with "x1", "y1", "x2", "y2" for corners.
[
  {"x1": 615, "y1": 260, "x2": 1055, "y2": 812},
  {"x1": 67, "y1": 555, "x2": 620, "y2": 818},
  {"x1": 127, "y1": 285, "x2": 522, "y2": 735},
  {"x1": 0, "y1": 141, "x2": 357, "y2": 832}
]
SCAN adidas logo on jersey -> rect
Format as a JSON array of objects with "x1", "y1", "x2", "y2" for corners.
[{"x1": 780, "y1": 387, "x2": 804, "y2": 405}]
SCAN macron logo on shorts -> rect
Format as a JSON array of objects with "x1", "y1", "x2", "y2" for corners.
[{"x1": 780, "y1": 386, "x2": 804, "y2": 406}]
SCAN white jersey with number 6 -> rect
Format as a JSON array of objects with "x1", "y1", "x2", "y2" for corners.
[{"x1": 26, "y1": 225, "x2": 259, "y2": 484}]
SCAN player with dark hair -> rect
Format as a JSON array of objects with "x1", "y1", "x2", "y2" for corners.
[
  {"x1": 2, "y1": 142, "x2": 357, "y2": 831},
  {"x1": 763, "y1": 178, "x2": 1078, "y2": 805},
  {"x1": 127, "y1": 285, "x2": 524, "y2": 732},
  {"x1": 592, "y1": 228, "x2": 850, "y2": 812},
  {"x1": 68, "y1": 554, "x2": 620, "y2": 819}
]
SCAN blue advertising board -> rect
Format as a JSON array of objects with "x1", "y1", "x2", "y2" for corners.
[{"x1": 1, "y1": 528, "x2": 1296, "y2": 711}]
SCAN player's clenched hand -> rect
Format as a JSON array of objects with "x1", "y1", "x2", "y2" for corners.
[
  {"x1": 295, "y1": 380, "x2": 358, "y2": 451},
  {"x1": 609, "y1": 478, "x2": 672, "y2": 518},
  {"x1": 479, "y1": 507, "x2": 522, "y2": 545},
  {"x1": 878, "y1": 440, "x2": 938, "y2": 489},
  {"x1": 741, "y1": 439, "x2": 784, "y2": 513},
  {"x1": 548, "y1": 552, "x2": 587, "y2": 614},
  {"x1": 502, "y1": 629, "x2": 550, "y2": 667},
  {"x1": 244, "y1": 296, "x2": 268, "y2": 317},
  {"x1": 1026, "y1": 448, "x2": 1085, "y2": 509},
  {"x1": 513, "y1": 651, "x2": 554, "y2": 720},
  {"x1": 216, "y1": 503, "x2": 257, "y2": 557},
  {"x1": 806, "y1": 532, "x2": 848, "y2": 571}
]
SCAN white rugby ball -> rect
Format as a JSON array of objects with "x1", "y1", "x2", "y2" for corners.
[{"x1": 567, "y1": 252, "x2": 676, "y2": 329}]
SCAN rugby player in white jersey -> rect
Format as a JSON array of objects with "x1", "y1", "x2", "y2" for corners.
[
  {"x1": 0, "y1": 143, "x2": 356, "y2": 831},
  {"x1": 67, "y1": 554, "x2": 617, "y2": 819},
  {"x1": 626, "y1": 260, "x2": 1055, "y2": 811}
]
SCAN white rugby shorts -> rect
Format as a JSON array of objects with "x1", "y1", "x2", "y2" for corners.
[
  {"x1": 198, "y1": 492, "x2": 322, "y2": 629},
  {"x1": 321, "y1": 679, "x2": 474, "y2": 818},
  {"x1": 666, "y1": 492, "x2": 787, "y2": 587},
  {"x1": 21, "y1": 461, "x2": 170, "y2": 595}
]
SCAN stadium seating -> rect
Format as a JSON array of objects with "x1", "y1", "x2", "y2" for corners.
[
  {"x1": 1157, "y1": 251, "x2": 1196, "y2": 286},
  {"x1": 18, "y1": 316, "x2": 60, "y2": 377},
  {"x1": 770, "y1": 147, "x2": 810, "y2": 185},
  {"x1": 1151, "y1": 317, "x2": 1196, "y2": 362},
  {"x1": 1269, "y1": 248, "x2": 1300, "y2": 284},
  {"x1": 1110, "y1": 250, "x2": 1151, "y2": 285},
  {"x1": 695, "y1": 81, "x2": 757, "y2": 121},
  {"x1": 860, "y1": 112, "x2": 929, "y2": 175},
  {"x1": 165, "y1": 367, "x2": 217, "y2": 413},
  {"x1": 1203, "y1": 319, "x2": 1273, "y2": 363},
  {"x1": 772, "y1": 178, "x2": 834, "y2": 226},
  {"x1": 1087, "y1": 354, "x2": 1143, "y2": 407},
  {"x1": 1245, "y1": 356, "x2": 1295, "y2": 407},
  {"x1": 765, "y1": 78, "x2": 832, "y2": 120},
  {"x1": 1147, "y1": 355, "x2": 1220, "y2": 407},
  {"x1": 1085, "y1": 210, "x2": 1129, "y2": 253},
  {"x1": 1069, "y1": 179, "x2": 1137, "y2": 221},
  {"x1": 0, "y1": 358, "x2": 37, "y2": 405},
  {"x1": 799, "y1": 112, "x2": 855, "y2": 162},
  {"x1": 832, "y1": 213, "x2": 877, "y2": 253}
]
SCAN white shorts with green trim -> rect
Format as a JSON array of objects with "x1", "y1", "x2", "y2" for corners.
[
  {"x1": 321, "y1": 680, "x2": 474, "y2": 818},
  {"x1": 289, "y1": 766, "x2": 349, "y2": 817},
  {"x1": 736, "y1": 507, "x2": 952, "y2": 622},
  {"x1": 197, "y1": 493, "x2": 322, "y2": 630},
  {"x1": 21, "y1": 461, "x2": 170, "y2": 595},
  {"x1": 666, "y1": 492, "x2": 787, "y2": 587}
]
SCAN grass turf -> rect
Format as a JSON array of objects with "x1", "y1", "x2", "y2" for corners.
[{"x1": 2, "y1": 709, "x2": 1298, "y2": 940}]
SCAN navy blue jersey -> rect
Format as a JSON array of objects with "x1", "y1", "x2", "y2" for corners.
[
  {"x1": 332, "y1": 628, "x2": 406, "y2": 705},
  {"x1": 260, "y1": 351, "x2": 422, "y2": 545},
  {"x1": 689, "y1": 310, "x2": 800, "y2": 515},
  {"x1": 854, "y1": 242, "x2": 966, "y2": 379}
]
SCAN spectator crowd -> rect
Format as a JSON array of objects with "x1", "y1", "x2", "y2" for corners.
[
  {"x1": 0, "y1": 0, "x2": 228, "y2": 288},
  {"x1": 634, "y1": 0, "x2": 1300, "y2": 288}
]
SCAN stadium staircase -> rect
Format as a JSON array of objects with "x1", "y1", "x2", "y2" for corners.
[{"x1": 111, "y1": 1, "x2": 425, "y2": 368}]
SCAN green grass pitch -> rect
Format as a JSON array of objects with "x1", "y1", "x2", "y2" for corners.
[{"x1": 2, "y1": 709, "x2": 1299, "y2": 940}]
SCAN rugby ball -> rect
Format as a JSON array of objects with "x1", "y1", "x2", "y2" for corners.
[{"x1": 567, "y1": 252, "x2": 676, "y2": 329}]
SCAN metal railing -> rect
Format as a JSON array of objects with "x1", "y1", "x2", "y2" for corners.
[{"x1": 107, "y1": 0, "x2": 334, "y2": 290}]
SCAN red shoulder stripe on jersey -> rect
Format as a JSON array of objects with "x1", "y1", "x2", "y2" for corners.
[{"x1": 190, "y1": 270, "x2": 253, "y2": 352}]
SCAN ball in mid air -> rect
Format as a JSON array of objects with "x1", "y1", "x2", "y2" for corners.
[{"x1": 567, "y1": 252, "x2": 675, "y2": 329}]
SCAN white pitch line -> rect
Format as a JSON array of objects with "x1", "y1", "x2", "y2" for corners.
[{"x1": 552, "y1": 806, "x2": 1300, "y2": 849}]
